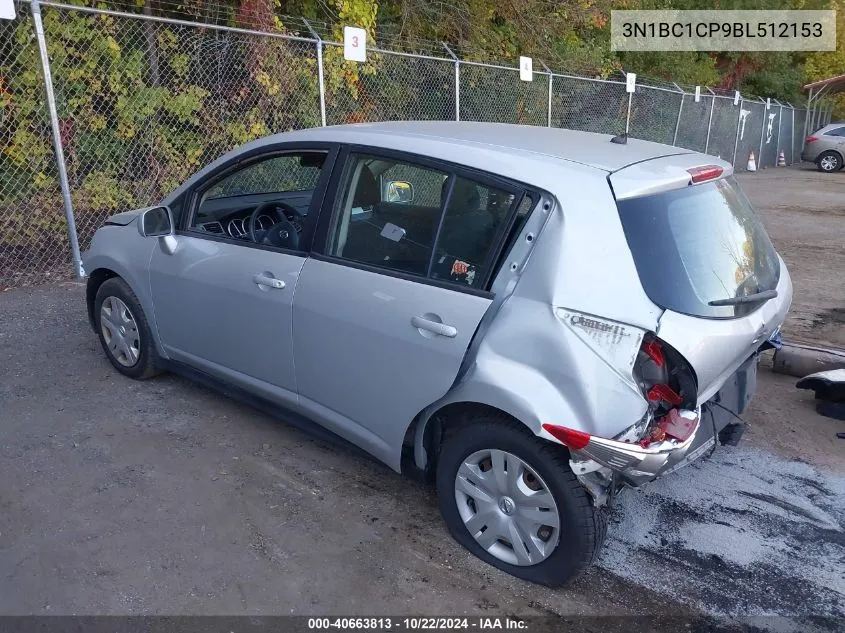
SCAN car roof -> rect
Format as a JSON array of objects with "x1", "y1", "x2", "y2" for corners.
[
  {"x1": 240, "y1": 121, "x2": 694, "y2": 174},
  {"x1": 164, "y1": 122, "x2": 703, "y2": 206}
]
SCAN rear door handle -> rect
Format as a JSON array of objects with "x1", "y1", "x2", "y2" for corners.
[
  {"x1": 253, "y1": 273, "x2": 285, "y2": 290},
  {"x1": 411, "y1": 315, "x2": 457, "y2": 338}
]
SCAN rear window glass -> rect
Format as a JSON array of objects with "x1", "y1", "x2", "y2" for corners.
[{"x1": 617, "y1": 177, "x2": 780, "y2": 318}]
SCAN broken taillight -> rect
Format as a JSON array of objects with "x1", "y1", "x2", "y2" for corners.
[
  {"x1": 646, "y1": 384, "x2": 684, "y2": 406},
  {"x1": 657, "y1": 408, "x2": 698, "y2": 442},
  {"x1": 642, "y1": 339, "x2": 665, "y2": 368},
  {"x1": 687, "y1": 165, "x2": 724, "y2": 184},
  {"x1": 635, "y1": 335, "x2": 697, "y2": 413}
]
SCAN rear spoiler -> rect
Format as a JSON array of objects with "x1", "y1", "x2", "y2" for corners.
[{"x1": 609, "y1": 154, "x2": 734, "y2": 201}]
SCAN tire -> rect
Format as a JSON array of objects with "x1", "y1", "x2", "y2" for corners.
[
  {"x1": 816, "y1": 151, "x2": 842, "y2": 173},
  {"x1": 436, "y1": 416, "x2": 606, "y2": 586},
  {"x1": 94, "y1": 277, "x2": 162, "y2": 380}
]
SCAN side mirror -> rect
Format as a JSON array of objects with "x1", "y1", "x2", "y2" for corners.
[
  {"x1": 384, "y1": 180, "x2": 414, "y2": 204},
  {"x1": 138, "y1": 206, "x2": 174, "y2": 238},
  {"x1": 138, "y1": 206, "x2": 178, "y2": 255}
]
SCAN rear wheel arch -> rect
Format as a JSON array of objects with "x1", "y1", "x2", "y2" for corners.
[{"x1": 401, "y1": 400, "x2": 555, "y2": 481}]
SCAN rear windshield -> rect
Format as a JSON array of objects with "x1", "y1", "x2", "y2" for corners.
[{"x1": 617, "y1": 177, "x2": 780, "y2": 319}]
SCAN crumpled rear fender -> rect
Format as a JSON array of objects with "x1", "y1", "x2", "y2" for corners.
[{"x1": 414, "y1": 295, "x2": 652, "y2": 470}]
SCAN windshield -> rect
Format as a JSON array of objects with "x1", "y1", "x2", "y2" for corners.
[{"x1": 617, "y1": 176, "x2": 780, "y2": 319}]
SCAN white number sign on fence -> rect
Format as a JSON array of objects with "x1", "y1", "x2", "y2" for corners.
[
  {"x1": 1, "y1": 0, "x2": 17, "y2": 20},
  {"x1": 344, "y1": 26, "x2": 367, "y2": 62},
  {"x1": 626, "y1": 72, "x2": 637, "y2": 93},
  {"x1": 519, "y1": 56, "x2": 533, "y2": 82}
]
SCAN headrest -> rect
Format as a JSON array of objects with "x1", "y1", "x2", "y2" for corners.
[
  {"x1": 353, "y1": 166, "x2": 380, "y2": 208},
  {"x1": 442, "y1": 178, "x2": 480, "y2": 213}
]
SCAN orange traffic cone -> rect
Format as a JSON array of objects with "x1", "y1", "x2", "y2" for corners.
[
  {"x1": 747, "y1": 151, "x2": 757, "y2": 172},
  {"x1": 777, "y1": 150, "x2": 786, "y2": 167}
]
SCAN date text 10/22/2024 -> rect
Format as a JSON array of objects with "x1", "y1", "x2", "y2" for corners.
[{"x1": 307, "y1": 618, "x2": 529, "y2": 631}]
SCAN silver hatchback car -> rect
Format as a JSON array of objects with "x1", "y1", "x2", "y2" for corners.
[{"x1": 84, "y1": 122, "x2": 791, "y2": 586}]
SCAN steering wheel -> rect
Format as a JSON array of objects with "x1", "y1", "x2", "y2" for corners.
[{"x1": 248, "y1": 201, "x2": 304, "y2": 249}]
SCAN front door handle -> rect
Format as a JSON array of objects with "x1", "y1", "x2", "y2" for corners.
[
  {"x1": 253, "y1": 273, "x2": 285, "y2": 290},
  {"x1": 411, "y1": 315, "x2": 457, "y2": 338}
]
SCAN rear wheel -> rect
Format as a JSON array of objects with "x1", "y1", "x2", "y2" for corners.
[
  {"x1": 816, "y1": 151, "x2": 842, "y2": 172},
  {"x1": 436, "y1": 416, "x2": 606, "y2": 586},
  {"x1": 94, "y1": 277, "x2": 162, "y2": 380}
]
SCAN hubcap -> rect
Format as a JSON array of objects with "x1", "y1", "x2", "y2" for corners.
[
  {"x1": 821, "y1": 156, "x2": 837, "y2": 171},
  {"x1": 100, "y1": 296, "x2": 141, "y2": 367},
  {"x1": 454, "y1": 449, "x2": 560, "y2": 567}
]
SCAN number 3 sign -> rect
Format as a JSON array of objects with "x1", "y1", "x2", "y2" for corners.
[{"x1": 344, "y1": 26, "x2": 367, "y2": 62}]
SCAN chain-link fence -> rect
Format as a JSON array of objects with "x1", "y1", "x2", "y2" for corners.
[
  {"x1": 1, "y1": 6, "x2": 71, "y2": 287},
  {"x1": 629, "y1": 86, "x2": 683, "y2": 146},
  {"x1": 0, "y1": 0, "x2": 819, "y2": 288}
]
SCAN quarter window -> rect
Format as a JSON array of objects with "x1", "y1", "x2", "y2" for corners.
[{"x1": 429, "y1": 178, "x2": 516, "y2": 287}]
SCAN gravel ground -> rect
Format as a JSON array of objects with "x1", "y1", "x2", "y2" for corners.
[
  {"x1": 1, "y1": 167, "x2": 843, "y2": 628},
  {"x1": 0, "y1": 282, "x2": 703, "y2": 630}
]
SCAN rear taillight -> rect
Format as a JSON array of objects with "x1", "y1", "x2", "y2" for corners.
[{"x1": 806, "y1": 136, "x2": 819, "y2": 143}]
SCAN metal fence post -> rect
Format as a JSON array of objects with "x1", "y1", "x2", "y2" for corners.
[
  {"x1": 804, "y1": 89, "x2": 815, "y2": 141},
  {"x1": 672, "y1": 90, "x2": 684, "y2": 146},
  {"x1": 758, "y1": 98, "x2": 767, "y2": 167},
  {"x1": 443, "y1": 43, "x2": 459, "y2": 121},
  {"x1": 703, "y1": 90, "x2": 716, "y2": 154},
  {"x1": 775, "y1": 101, "x2": 782, "y2": 162},
  {"x1": 731, "y1": 97, "x2": 743, "y2": 167},
  {"x1": 625, "y1": 90, "x2": 633, "y2": 134},
  {"x1": 540, "y1": 62, "x2": 553, "y2": 128},
  {"x1": 302, "y1": 19, "x2": 326, "y2": 127},
  {"x1": 790, "y1": 106, "x2": 796, "y2": 164},
  {"x1": 30, "y1": 0, "x2": 84, "y2": 278}
]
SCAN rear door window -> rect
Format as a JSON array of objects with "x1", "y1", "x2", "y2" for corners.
[
  {"x1": 327, "y1": 155, "x2": 448, "y2": 277},
  {"x1": 617, "y1": 177, "x2": 780, "y2": 318},
  {"x1": 326, "y1": 152, "x2": 527, "y2": 290}
]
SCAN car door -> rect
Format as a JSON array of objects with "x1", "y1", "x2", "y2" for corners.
[
  {"x1": 149, "y1": 147, "x2": 336, "y2": 404},
  {"x1": 291, "y1": 149, "x2": 524, "y2": 469},
  {"x1": 830, "y1": 126, "x2": 845, "y2": 151}
]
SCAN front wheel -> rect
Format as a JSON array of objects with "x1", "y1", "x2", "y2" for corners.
[
  {"x1": 816, "y1": 151, "x2": 842, "y2": 173},
  {"x1": 436, "y1": 417, "x2": 606, "y2": 586},
  {"x1": 94, "y1": 277, "x2": 162, "y2": 380}
]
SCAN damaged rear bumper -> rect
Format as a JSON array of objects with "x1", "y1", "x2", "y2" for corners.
[
  {"x1": 568, "y1": 354, "x2": 758, "y2": 490},
  {"x1": 568, "y1": 409, "x2": 712, "y2": 487}
]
